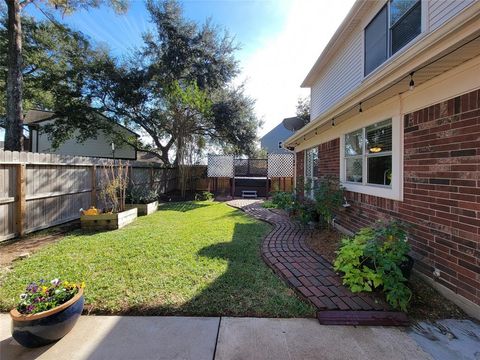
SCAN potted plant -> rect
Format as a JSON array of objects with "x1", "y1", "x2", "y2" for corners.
[
  {"x1": 10, "y1": 279, "x2": 85, "y2": 348},
  {"x1": 125, "y1": 187, "x2": 159, "y2": 216},
  {"x1": 81, "y1": 161, "x2": 137, "y2": 230}
]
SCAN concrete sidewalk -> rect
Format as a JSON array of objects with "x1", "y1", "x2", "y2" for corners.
[{"x1": 1, "y1": 314, "x2": 434, "y2": 360}]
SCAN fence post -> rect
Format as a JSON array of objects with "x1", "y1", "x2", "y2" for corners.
[
  {"x1": 91, "y1": 165, "x2": 97, "y2": 206},
  {"x1": 16, "y1": 164, "x2": 26, "y2": 237}
]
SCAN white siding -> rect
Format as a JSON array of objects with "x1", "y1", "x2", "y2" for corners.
[
  {"x1": 428, "y1": 0, "x2": 475, "y2": 30},
  {"x1": 32, "y1": 120, "x2": 136, "y2": 159},
  {"x1": 310, "y1": 32, "x2": 363, "y2": 120}
]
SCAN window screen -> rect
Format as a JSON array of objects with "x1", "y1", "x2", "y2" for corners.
[
  {"x1": 364, "y1": 5, "x2": 388, "y2": 76},
  {"x1": 391, "y1": 1, "x2": 421, "y2": 54},
  {"x1": 344, "y1": 119, "x2": 392, "y2": 187}
]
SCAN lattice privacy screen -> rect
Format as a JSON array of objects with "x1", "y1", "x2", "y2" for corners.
[
  {"x1": 207, "y1": 155, "x2": 234, "y2": 177},
  {"x1": 268, "y1": 153, "x2": 294, "y2": 177}
]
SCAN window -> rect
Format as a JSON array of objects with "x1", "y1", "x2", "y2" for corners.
[
  {"x1": 304, "y1": 147, "x2": 318, "y2": 198},
  {"x1": 365, "y1": 0, "x2": 421, "y2": 75},
  {"x1": 344, "y1": 119, "x2": 392, "y2": 187}
]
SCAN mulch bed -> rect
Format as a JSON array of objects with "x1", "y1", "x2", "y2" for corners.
[
  {"x1": 306, "y1": 227, "x2": 470, "y2": 321},
  {"x1": 0, "y1": 221, "x2": 78, "y2": 270}
]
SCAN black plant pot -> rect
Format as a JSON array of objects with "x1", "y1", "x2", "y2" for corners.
[
  {"x1": 10, "y1": 288, "x2": 84, "y2": 348},
  {"x1": 400, "y1": 255, "x2": 414, "y2": 280}
]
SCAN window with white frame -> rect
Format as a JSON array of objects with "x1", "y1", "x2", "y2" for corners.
[
  {"x1": 304, "y1": 147, "x2": 318, "y2": 198},
  {"x1": 344, "y1": 119, "x2": 392, "y2": 187}
]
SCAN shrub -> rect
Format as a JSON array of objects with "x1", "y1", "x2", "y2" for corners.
[
  {"x1": 261, "y1": 200, "x2": 277, "y2": 209},
  {"x1": 270, "y1": 191, "x2": 296, "y2": 210},
  {"x1": 334, "y1": 221, "x2": 412, "y2": 311},
  {"x1": 314, "y1": 176, "x2": 344, "y2": 229},
  {"x1": 16, "y1": 279, "x2": 84, "y2": 315},
  {"x1": 195, "y1": 191, "x2": 214, "y2": 201},
  {"x1": 126, "y1": 187, "x2": 158, "y2": 204}
]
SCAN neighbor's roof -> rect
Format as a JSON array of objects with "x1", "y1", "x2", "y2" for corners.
[
  {"x1": 24, "y1": 109, "x2": 139, "y2": 137},
  {"x1": 301, "y1": 1, "x2": 373, "y2": 88}
]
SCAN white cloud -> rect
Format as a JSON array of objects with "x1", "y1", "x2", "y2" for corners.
[{"x1": 238, "y1": 0, "x2": 356, "y2": 136}]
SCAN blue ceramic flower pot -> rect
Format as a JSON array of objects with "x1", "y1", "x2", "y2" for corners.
[{"x1": 10, "y1": 288, "x2": 84, "y2": 348}]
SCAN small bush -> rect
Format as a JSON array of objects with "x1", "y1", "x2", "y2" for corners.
[
  {"x1": 262, "y1": 200, "x2": 277, "y2": 209},
  {"x1": 334, "y1": 221, "x2": 412, "y2": 311},
  {"x1": 126, "y1": 187, "x2": 158, "y2": 204},
  {"x1": 314, "y1": 177, "x2": 344, "y2": 229},
  {"x1": 195, "y1": 191, "x2": 214, "y2": 201},
  {"x1": 270, "y1": 191, "x2": 296, "y2": 210}
]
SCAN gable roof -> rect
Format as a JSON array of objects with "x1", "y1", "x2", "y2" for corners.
[{"x1": 24, "y1": 109, "x2": 139, "y2": 137}]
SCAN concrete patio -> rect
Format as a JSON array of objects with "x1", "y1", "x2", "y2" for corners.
[{"x1": 0, "y1": 314, "x2": 434, "y2": 360}]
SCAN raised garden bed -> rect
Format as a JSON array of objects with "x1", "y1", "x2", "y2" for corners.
[
  {"x1": 80, "y1": 208, "x2": 137, "y2": 231},
  {"x1": 126, "y1": 201, "x2": 158, "y2": 216}
]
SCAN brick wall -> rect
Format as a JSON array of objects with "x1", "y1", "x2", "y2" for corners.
[
  {"x1": 298, "y1": 89, "x2": 480, "y2": 306},
  {"x1": 318, "y1": 138, "x2": 340, "y2": 178}
]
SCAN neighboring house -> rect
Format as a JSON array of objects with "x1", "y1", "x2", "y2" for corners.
[
  {"x1": 285, "y1": 0, "x2": 480, "y2": 317},
  {"x1": 25, "y1": 110, "x2": 138, "y2": 160},
  {"x1": 261, "y1": 117, "x2": 305, "y2": 154}
]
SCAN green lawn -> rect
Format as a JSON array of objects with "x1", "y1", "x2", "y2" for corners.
[{"x1": 0, "y1": 202, "x2": 314, "y2": 317}]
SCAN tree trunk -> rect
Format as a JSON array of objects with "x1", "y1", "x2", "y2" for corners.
[{"x1": 5, "y1": 0, "x2": 24, "y2": 151}]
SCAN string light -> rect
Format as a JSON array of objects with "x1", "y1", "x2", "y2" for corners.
[
  {"x1": 289, "y1": 34, "x2": 480, "y2": 146},
  {"x1": 409, "y1": 72, "x2": 415, "y2": 91}
]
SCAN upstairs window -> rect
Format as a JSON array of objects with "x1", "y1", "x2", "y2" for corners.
[{"x1": 365, "y1": 0, "x2": 421, "y2": 76}]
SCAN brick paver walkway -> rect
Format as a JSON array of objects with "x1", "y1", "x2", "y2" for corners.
[{"x1": 227, "y1": 199, "x2": 389, "y2": 312}]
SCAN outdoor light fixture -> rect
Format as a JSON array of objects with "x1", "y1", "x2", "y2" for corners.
[
  {"x1": 359, "y1": 102, "x2": 363, "y2": 113},
  {"x1": 409, "y1": 72, "x2": 415, "y2": 91},
  {"x1": 369, "y1": 146, "x2": 382, "y2": 153},
  {"x1": 331, "y1": 118, "x2": 335, "y2": 127}
]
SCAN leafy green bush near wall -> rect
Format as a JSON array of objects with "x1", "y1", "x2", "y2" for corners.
[{"x1": 334, "y1": 221, "x2": 413, "y2": 311}]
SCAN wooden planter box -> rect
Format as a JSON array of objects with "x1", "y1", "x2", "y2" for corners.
[
  {"x1": 125, "y1": 201, "x2": 158, "y2": 216},
  {"x1": 80, "y1": 208, "x2": 137, "y2": 231}
]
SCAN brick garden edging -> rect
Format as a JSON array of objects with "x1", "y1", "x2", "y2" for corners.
[
  {"x1": 227, "y1": 199, "x2": 391, "y2": 311},
  {"x1": 227, "y1": 199, "x2": 411, "y2": 325}
]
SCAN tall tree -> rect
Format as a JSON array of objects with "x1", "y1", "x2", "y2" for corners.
[
  {"x1": 0, "y1": 14, "x2": 118, "y2": 146},
  {"x1": 2, "y1": 0, "x2": 127, "y2": 151},
  {"x1": 296, "y1": 96, "x2": 310, "y2": 125},
  {"x1": 80, "y1": 0, "x2": 260, "y2": 164}
]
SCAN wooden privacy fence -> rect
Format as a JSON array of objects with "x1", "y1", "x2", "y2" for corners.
[{"x1": 0, "y1": 150, "x2": 177, "y2": 242}]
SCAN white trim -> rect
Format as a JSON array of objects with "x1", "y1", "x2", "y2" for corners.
[
  {"x1": 340, "y1": 113, "x2": 402, "y2": 201},
  {"x1": 289, "y1": 4, "x2": 480, "y2": 145}
]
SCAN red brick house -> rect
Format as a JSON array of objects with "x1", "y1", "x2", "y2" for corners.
[{"x1": 285, "y1": 0, "x2": 480, "y2": 318}]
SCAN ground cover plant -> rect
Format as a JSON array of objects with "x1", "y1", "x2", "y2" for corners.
[
  {"x1": 334, "y1": 221, "x2": 412, "y2": 311},
  {"x1": 0, "y1": 202, "x2": 313, "y2": 317}
]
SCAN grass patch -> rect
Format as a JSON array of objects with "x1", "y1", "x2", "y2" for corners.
[{"x1": 0, "y1": 202, "x2": 314, "y2": 317}]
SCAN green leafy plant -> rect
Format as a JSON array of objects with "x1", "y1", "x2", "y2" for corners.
[
  {"x1": 334, "y1": 221, "x2": 412, "y2": 311},
  {"x1": 261, "y1": 200, "x2": 277, "y2": 209},
  {"x1": 126, "y1": 187, "x2": 158, "y2": 204},
  {"x1": 314, "y1": 176, "x2": 344, "y2": 229},
  {"x1": 270, "y1": 191, "x2": 296, "y2": 210},
  {"x1": 16, "y1": 279, "x2": 84, "y2": 315},
  {"x1": 195, "y1": 191, "x2": 214, "y2": 201}
]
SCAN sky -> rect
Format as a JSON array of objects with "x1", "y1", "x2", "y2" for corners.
[{"x1": 2, "y1": 0, "x2": 355, "y2": 140}]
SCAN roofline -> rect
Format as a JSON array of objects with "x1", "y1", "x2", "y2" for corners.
[
  {"x1": 25, "y1": 109, "x2": 140, "y2": 138},
  {"x1": 288, "y1": 6, "x2": 480, "y2": 146},
  {"x1": 301, "y1": 0, "x2": 365, "y2": 88}
]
